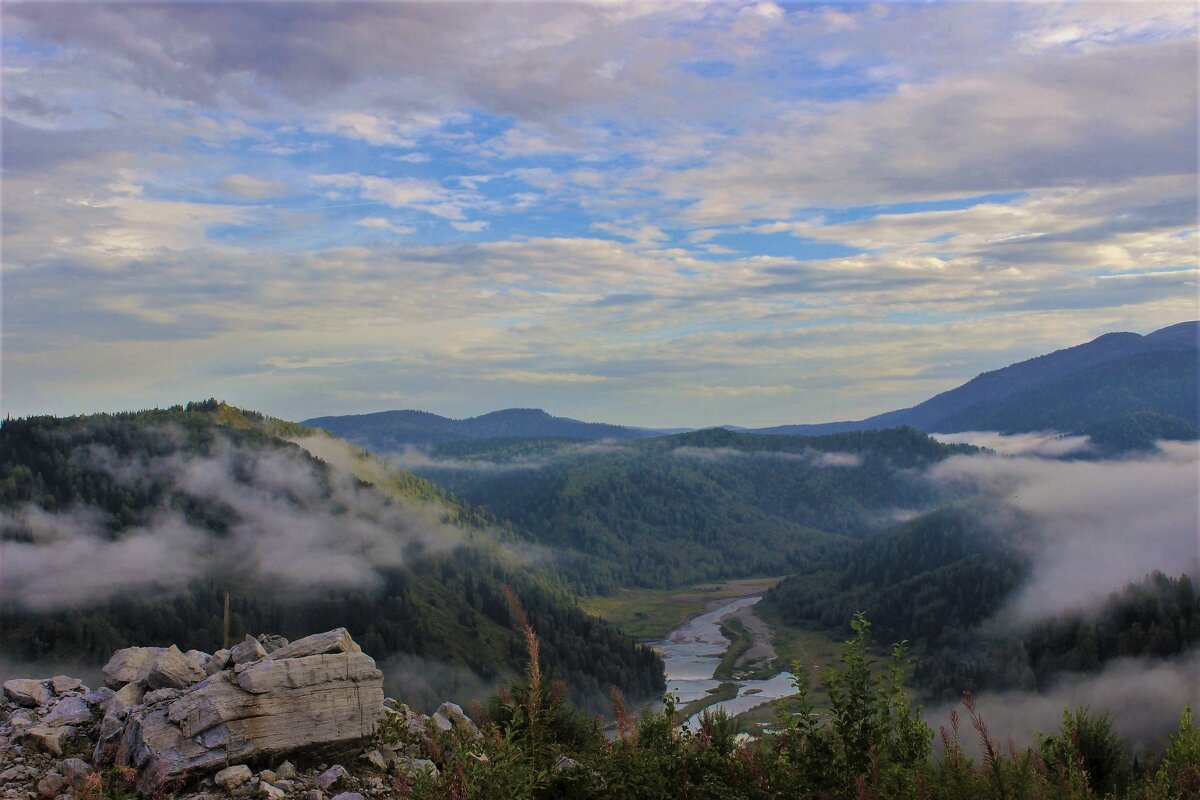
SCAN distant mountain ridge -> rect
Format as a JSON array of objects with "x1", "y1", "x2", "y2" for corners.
[
  {"x1": 750, "y1": 321, "x2": 1198, "y2": 444},
  {"x1": 303, "y1": 407, "x2": 659, "y2": 451}
]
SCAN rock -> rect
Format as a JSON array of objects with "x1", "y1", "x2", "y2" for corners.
[
  {"x1": 205, "y1": 650, "x2": 231, "y2": 676},
  {"x1": 256, "y1": 635, "x2": 289, "y2": 654},
  {"x1": 315, "y1": 766, "x2": 347, "y2": 791},
  {"x1": 430, "y1": 712, "x2": 453, "y2": 733},
  {"x1": 554, "y1": 755, "x2": 580, "y2": 772},
  {"x1": 59, "y1": 760, "x2": 90, "y2": 788},
  {"x1": 82, "y1": 688, "x2": 113, "y2": 707},
  {"x1": 258, "y1": 770, "x2": 277, "y2": 785},
  {"x1": 109, "y1": 682, "x2": 145, "y2": 714},
  {"x1": 214, "y1": 765, "x2": 252, "y2": 790},
  {"x1": 330, "y1": 794, "x2": 364, "y2": 800},
  {"x1": 300, "y1": 792, "x2": 324, "y2": 800},
  {"x1": 0, "y1": 766, "x2": 35, "y2": 784},
  {"x1": 275, "y1": 761, "x2": 297, "y2": 781},
  {"x1": 35, "y1": 774, "x2": 64, "y2": 799},
  {"x1": 142, "y1": 688, "x2": 182, "y2": 706},
  {"x1": 105, "y1": 636, "x2": 383, "y2": 795},
  {"x1": 259, "y1": 783, "x2": 286, "y2": 800},
  {"x1": 230, "y1": 635, "x2": 267, "y2": 666},
  {"x1": 435, "y1": 702, "x2": 480, "y2": 738},
  {"x1": 264, "y1": 629, "x2": 359, "y2": 661},
  {"x1": 3, "y1": 681, "x2": 51, "y2": 708},
  {"x1": 361, "y1": 750, "x2": 386, "y2": 771},
  {"x1": 396, "y1": 758, "x2": 438, "y2": 780},
  {"x1": 184, "y1": 650, "x2": 210, "y2": 675},
  {"x1": 146, "y1": 645, "x2": 206, "y2": 690},
  {"x1": 49, "y1": 678, "x2": 82, "y2": 696},
  {"x1": 18, "y1": 727, "x2": 71, "y2": 756},
  {"x1": 42, "y1": 698, "x2": 92, "y2": 728},
  {"x1": 102, "y1": 647, "x2": 164, "y2": 690}
]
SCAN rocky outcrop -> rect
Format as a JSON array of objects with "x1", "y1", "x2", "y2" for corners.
[
  {"x1": 95, "y1": 629, "x2": 384, "y2": 794},
  {"x1": 0, "y1": 627, "x2": 490, "y2": 799}
]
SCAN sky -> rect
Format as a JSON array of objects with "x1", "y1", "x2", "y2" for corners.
[{"x1": 1, "y1": 1, "x2": 1197, "y2": 428}]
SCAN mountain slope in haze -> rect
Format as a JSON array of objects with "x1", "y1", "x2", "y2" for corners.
[
  {"x1": 405, "y1": 426, "x2": 977, "y2": 594},
  {"x1": 755, "y1": 321, "x2": 1198, "y2": 444},
  {"x1": 0, "y1": 401, "x2": 663, "y2": 710},
  {"x1": 302, "y1": 407, "x2": 658, "y2": 451}
]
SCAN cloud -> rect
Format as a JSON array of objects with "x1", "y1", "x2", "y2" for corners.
[
  {"x1": 931, "y1": 431, "x2": 1093, "y2": 458},
  {"x1": 0, "y1": 430, "x2": 464, "y2": 610},
  {"x1": 216, "y1": 173, "x2": 288, "y2": 200},
  {"x1": 925, "y1": 650, "x2": 1200, "y2": 753},
  {"x1": 929, "y1": 442, "x2": 1200, "y2": 622},
  {"x1": 671, "y1": 446, "x2": 862, "y2": 468}
]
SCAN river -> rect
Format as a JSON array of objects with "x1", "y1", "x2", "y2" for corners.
[{"x1": 653, "y1": 595, "x2": 797, "y2": 729}]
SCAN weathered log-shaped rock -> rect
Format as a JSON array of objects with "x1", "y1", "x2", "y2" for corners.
[
  {"x1": 103, "y1": 647, "x2": 164, "y2": 689},
  {"x1": 105, "y1": 630, "x2": 383, "y2": 795}
]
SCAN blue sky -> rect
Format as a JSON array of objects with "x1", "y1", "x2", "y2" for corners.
[{"x1": 2, "y1": 1, "x2": 1197, "y2": 427}]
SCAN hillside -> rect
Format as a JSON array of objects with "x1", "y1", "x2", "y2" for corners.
[
  {"x1": 406, "y1": 426, "x2": 977, "y2": 593},
  {"x1": 754, "y1": 321, "x2": 1198, "y2": 444},
  {"x1": 302, "y1": 407, "x2": 657, "y2": 451},
  {"x1": 0, "y1": 401, "x2": 663, "y2": 710}
]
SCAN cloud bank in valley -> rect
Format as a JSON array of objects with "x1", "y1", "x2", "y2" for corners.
[
  {"x1": 671, "y1": 446, "x2": 863, "y2": 468},
  {"x1": 929, "y1": 441, "x2": 1200, "y2": 623},
  {"x1": 925, "y1": 650, "x2": 1200, "y2": 752},
  {"x1": 0, "y1": 431, "x2": 463, "y2": 611},
  {"x1": 932, "y1": 430, "x2": 1093, "y2": 458}
]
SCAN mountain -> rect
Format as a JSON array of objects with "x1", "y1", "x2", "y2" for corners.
[
  {"x1": 753, "y1": 321, "x2": 1198, "y2": 445},
  {"x1": 0, "y1": 400, "x2": 663, "y2": 710},
  {"x1": 404, "y1": 426, "x2": 977, "y2": 593},
  {"x1": 302, "y1": 407, "x2": 658, "y2": 451}
]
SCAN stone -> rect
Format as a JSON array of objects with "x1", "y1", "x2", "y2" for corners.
[
  {"x1": 184, "y1": 650, "x2": 210, "y2": 675},
  {"x1": 142, "y1": 688, "x2": 181, "y2": 706},
  {"x1": 274, "y1": 762, "x2": 297, "y2": 781},
  {"x1": 146, "y1": 645, "x2": 206, "y2": 690},
  {"x1": 330, "y1": 794, "x2": 364, "y2": 800},
  {"x1": 205, "y1": 650, "x2": 231, "y2": 676},
  {"x1": 102, "y1": 647, "x2": 163, "y2": 689},
  {"x1": 0, "y1": 766, "x2": 35, "y2": 784},
  {"x1": 81, "y1": 688, "x2": 113, "y2": 707},
  {"x1": 214, "y1": 765, "x2": 252, "y2": 790},
  {"x1": 18, "y1": 727, "x2": 70, "y2": 757},
  {"x1": 109, "y1": 683, "x2": 144, "y2": 714},
  {"x1": 396, "y1": 759, "x2": 438, "y2": 780},
  {"x1": 300, "y1": 792, "x2": 324, "y2": 800},
  {"x1": 264, "y1": 629, "x2": 359, "y2": 661},
  {"x1": 230, "y1": 636, "x2": 267, "y2": 666},
  {"x1": 35, "y1": 774, "x2": 63, "y2": 800},
  {"x1": 42, "y1": 698, "x2": 92, "y2": 728},
  {"x1": 430, "y1": 712, "x2": 453, "y2": 733},
  {"x1": 49, "y1": 678, "x2": 82, "y2": 696},
  {"x1": 257, "y1": 770, "x2": 277, "y2": 785},
  {"x1": 59, "y1": 760, "x2": 90, "y2": 788},
  {"x1": 314, "y1": 766, "x2": 347, "y2": 791},
  {"x1": 259, "y1": 783, "x2": 286, "y2": 800},
  {"x1": 435, "y1": 702, "x2": 480, "y2": 738},
  {"x1": 360, "y1": 750, "x2": 386, "y2": 771},
  {"x1": 104, "y1": 635, "x2": 383, "y2": 796},
  {"x1": 554, "y1": 755, "x2": 580, "y2": 772},
  {"x1": 3, "y1": 681, "x2": 50, "y2": 708},
  {"x1": 256, "y1": 635, "x2": 289, "y2": 654}
]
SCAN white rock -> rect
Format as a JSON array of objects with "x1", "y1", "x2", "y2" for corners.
[
  {"x1": 49, "y1": 678, "x2": 82, "y2": 696},
  {"x1": 146, "y1": 645, "x2": 206, "y2": 690},
  {"x1": 275, "y1": 761, "x2": 297, "y2": 781},
  {"x1": 205, "y1": 650, "x2": 231, "y2": 676},
  {"x1": 260, "y1": 782, "x2": 286, "y2": 800},
  {"x1": 42, "y1": 698, "x2": 92, "y2": 728},
  {"x1": 214, "y1": 764, "x2": 252, "y2": 790},
  {"x1": 2, "y1": 681, "x2": 50, "y2": 708},
  {"x1": 315, "y1": 765, "x2": 347, "y2": 791},
  {"x1": 102, "y1": 647, "x2": 163, "y2": 689}
]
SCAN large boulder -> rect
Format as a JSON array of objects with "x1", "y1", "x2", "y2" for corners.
[
  {"x1": 103, "y1": 647, "x2": 164, "y2": 689},
  {"x1": 145, "y1": 645, "x2": 207, "y2": 690},
  {"x1": 3, "y1": 679, "x2": 52, "y2": 707},
  {"x1": 103, "y1": 629, "x2": 383, "y2": 795}
]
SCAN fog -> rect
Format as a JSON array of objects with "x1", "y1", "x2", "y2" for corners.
[
  {"x1": 671, "y1": 446, "x2": 863, "y2": 468},
  {"x1": 925, "y1": 649, "x2": 1200, "y2": 753},
  {"x1": 0, "y1": 431, "x2": 464, "y2": 610},
  {"x1": 929, "y1": 439, "x2": 1199, "y2": 622},
  {"x1": 932, "y1": 430, "x2": 1093, "y2": 458}
]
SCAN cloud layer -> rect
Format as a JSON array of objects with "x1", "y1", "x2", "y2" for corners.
[
  {"x1": 1, "y1": 2, "x2": 1196, "y2": 426},
  {"x1": 0, "y1": 432, "x2": 462, "y2": 610}
]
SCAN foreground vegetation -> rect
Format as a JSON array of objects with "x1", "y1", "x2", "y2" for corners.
[{"x1": 392, "y1": 612, "x2": 1199, "y2": 800}]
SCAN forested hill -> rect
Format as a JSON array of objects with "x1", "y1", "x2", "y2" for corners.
[
  {"x1": 302, "y1": 407, "x2": 657, "y2": 450},
  {"x1": 760, "y1": 506, "x2": 1200, "y2": 701},
  {"x1": 0, "y1": 401, "x2": 663, "y2": 711},
  {"x1": 753, "y1": 321, "x2": 1198, "y2": 447},
  {"x1": 404, "y1": 426, "x2": 977, "y2": 594}
]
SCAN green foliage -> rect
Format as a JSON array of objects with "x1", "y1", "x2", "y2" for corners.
[
  {"x1": 416, "y1": 426, "x2": 973, "y2": 593},
  {"x1": 403, "y1": 613, "x2": 1187, "y2": 800}
]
